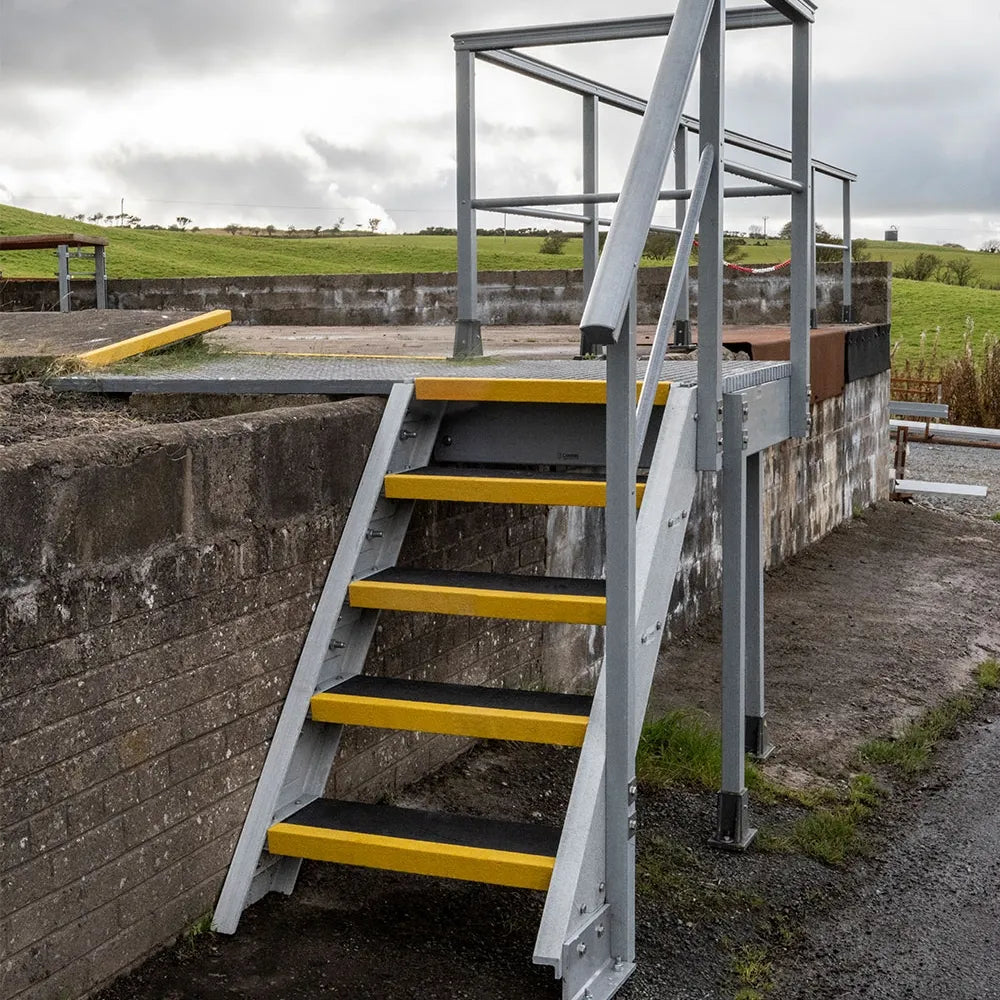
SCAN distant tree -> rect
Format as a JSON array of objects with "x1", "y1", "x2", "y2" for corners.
[
  {"x1": 287, "y1": 225, "x2": 296, "y2": 235},
  {"x1": 748, "y1": 223, "x2": 763, "y2": 238},
  {"x1": 642, "y1": 231, "x2": 677, "y2": 260},
  {"x1": 88, "y1": 212, "x2": 104, "y2": 224},
  {"x1": 313, "y1": 225, "x2": 322, "y2": 236},
  {"x1": 265, "y1": 224, "x2": 276, "y2": 237},
  {"x1": 331, "y1": 217, "x2": 344, "y2": 232},
  {"x1": 851, "y1": 238, "x2": 871, "y2": 263},
  {"x1": 539, "y1": 231, "x2": 570, "y2": 255},
  {"x1": 896, "y1": 253, "x2": 942, "y2": 281},
  {"x1": 175, "y1": 216, "x2": 191, "y2": 230},
  {"x1": 225, "y1": 223, "x2": 240, "y2": 236},
  {"x1": 368, "y1": 218, "x2": 381, "y2": 233},
  {"x1": 982, "y1": 239, "x2": 1000, "y2": 254},
  {"x1": 941, "y1": 257, "x2": 978, "y2": 287},
  {"x1": 72, "y1": 213, "x2": 86, "y2": 222}
]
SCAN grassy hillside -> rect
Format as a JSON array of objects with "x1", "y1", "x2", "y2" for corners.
[
  {"x1": 890, "y1": 279, "x2": 1000, "y2": 365},
  {"x1": 3, "y1": 202, "x2": 999, "y2": 368}
]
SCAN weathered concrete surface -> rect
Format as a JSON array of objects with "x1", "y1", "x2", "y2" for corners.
[
  {"x1": 1, "y1": 262, "x2": 890, "y2": 329},
  {"x1": 0, "y1": 310, "x2": 201, "y2": 376}
]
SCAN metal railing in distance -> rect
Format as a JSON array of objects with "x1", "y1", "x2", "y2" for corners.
[
  {"x1": 636, "y1": 144, "x2": 715, "y2": 450},
  {"x1": 579, "y1": 0, "x2": 715, "y2": 346}
]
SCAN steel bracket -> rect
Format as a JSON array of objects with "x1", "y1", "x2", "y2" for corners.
[
  {"x1": 745, "y1": 714, "x2": 774, "y2": 760},
  {"x1": 561, "y1": 905, "x2": 635, "y2": 1000},
  {"x1": 709, "y1": 790, "x2": 757, "y2": 852}
]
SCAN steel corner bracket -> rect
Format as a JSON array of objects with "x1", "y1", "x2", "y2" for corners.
[
  {"x1": 453, "y1": 319, "x2": 483, "y2": 358},
  {"x1": 709, "y1": 790, "x2": 757, "y2": 852},
  {"x1": 744, "y1": 714, "x2": 774, "y2": 760}
]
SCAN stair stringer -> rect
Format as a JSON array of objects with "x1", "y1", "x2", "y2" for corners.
[
  {"x1": 213, "y1": 383, "x2": 444, "y2": 933},
  {"x1": 534, "y1": 388, "x2": 698, "y2": 992}
]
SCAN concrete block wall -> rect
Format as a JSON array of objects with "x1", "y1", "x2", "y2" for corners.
[
  {"x1": 0, "y1": 399, "x2": 548, "y2": 1000},
  {"x1": 669, "y1": 371, "x2": 891, "y2": 632},
  {"x1": 546, "y1": 370, "x2": 891, "y2": 676},
  {"x1": 0, "y1": 262, "x2": 890, "y2": 329}
]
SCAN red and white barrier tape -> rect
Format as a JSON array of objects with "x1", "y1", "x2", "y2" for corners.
[
  {"x1": 691, "y1": 238, "x2": 792, "y2": 274},
  {"x1": 723, "y1": 258, "x2": 791, "y2": 274}
]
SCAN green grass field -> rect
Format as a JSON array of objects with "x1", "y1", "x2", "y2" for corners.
[{"x1": 3, "y1": 202, "x2": 999, "y2": 367}]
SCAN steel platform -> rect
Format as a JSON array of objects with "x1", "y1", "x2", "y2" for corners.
[{"x1": 51, "y1": 354, "x2": 791, "y2": 396}]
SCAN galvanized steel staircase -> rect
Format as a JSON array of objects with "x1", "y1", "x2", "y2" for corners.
[
  {"x1": 213, "y1": 1, "x2": 816, "y2": 996},
  {"x1": 212, "y1": 374, "x2": 698, "y2": 1000}
]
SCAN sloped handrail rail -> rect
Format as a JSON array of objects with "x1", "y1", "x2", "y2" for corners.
[
  {"x1": 635, "y1": 143, "x2": 714, "y2": 449},
  {"x1": 578, "y1": 0, "x2": 716, "y2": 345}
]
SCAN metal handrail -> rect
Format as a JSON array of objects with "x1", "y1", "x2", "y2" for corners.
[
  {"x1": 579, "y1": 0, "x2": 715, "y2": 345},
  {"x1": 636, "y1": 144, "x2": 715, "y2": 449}
]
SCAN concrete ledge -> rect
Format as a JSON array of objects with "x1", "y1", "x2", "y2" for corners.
[{"x1": 77, "y1": 309, "x2": 232, "y2": 367}]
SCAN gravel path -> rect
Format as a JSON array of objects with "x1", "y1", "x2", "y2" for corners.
[
  {"x1": 781, "y1": 711, "x2": 1000, "y2": 1000},
  {"x1": 906, "y1": 439, "x2": 1000, "y2": 519}
]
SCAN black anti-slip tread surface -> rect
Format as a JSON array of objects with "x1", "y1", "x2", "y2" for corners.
[
  {"x1": 397, "y1": 466, "x2": 647, "y2": 483},
  {"x1": 326, "y1": 675, "x2": 592, "y2": 716},
  {"x1": 359, "y1": 567, "x2": 605, "y2": 598},
  {"x1": 282, "y1": 799, "x2": 562, "y2": 857}
]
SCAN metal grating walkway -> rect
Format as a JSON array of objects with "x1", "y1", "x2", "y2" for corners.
[{"x1": 52, "y1": 354, "x2": 791, "y2": 396}]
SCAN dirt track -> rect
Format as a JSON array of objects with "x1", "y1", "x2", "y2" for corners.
[{"x1": 93, "y1": 503, "x2": 1000, "y2": 1000}]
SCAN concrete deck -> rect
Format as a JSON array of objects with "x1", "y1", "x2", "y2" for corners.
[{"x1": 0, "y1": 310, "x2": 202, "y2": 375}]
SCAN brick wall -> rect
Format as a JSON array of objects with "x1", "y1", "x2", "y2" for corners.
[
  {"x1": 0, "y1": 373, "x2": 888, "y2": 1000},
  {"x1": 0, "y1": 400, "x2": 548, "y2": 1000}
]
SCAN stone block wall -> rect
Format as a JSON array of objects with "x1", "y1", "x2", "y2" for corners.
[
  {"x1": 0, "y1": 400, "x2": 548, "y2": 1000},
  {"x1": 670, "y1": 371, "x2": 891, "y2": 633},
  {"x1": 0, "y1": 262, "x2": 890, "y2": 329}
]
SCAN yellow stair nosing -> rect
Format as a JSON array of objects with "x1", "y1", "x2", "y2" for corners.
[
  {"x1": 310, "y1": 691, "x2": 588, "y2": 746},
  {"x1": 383, "y1": 472, "x2": 645, "y2": 508},
  {"x1": 266, "y1": 824, "x2": 554, "y2": 890},
  {"x1": 347, "y1": 579, "x2": 606, "y2": 625},
  {"x1": 414, "y1": 377, "x2": 670, "y2": 406}
]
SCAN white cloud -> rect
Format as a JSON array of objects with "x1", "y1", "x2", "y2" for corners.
[{"x1": 0, "y1": 1, "x2": 998, "y2": 245}]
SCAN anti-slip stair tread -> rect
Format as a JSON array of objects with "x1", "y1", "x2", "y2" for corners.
[
  {"x1": 357, "y1": 567, "x2": 605, "y2": 598},
  {"x1": 390, "y1": 466, "x2": 649, "y2": 483},
  {"x1": 414, "y1": 376, "x2": 671, "y2": 405},
  {"x1": 276, "y1": 799, "x2": 561, "y2": 858},
  {"x1": 323, "y1": 675, "x2": 592, "y2": 716}
]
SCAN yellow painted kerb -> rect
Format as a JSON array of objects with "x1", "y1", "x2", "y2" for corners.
[
  {"x1": 414, "y1": 377, "x2": 670, "y2": 406},
  {"x1": 77, "y1": 309, "x2": 232, "y2": 367},
  {"x1": 267, "y1": 823, "x2": 554, "y2": 890},
  {"x1": 349, "y1": 579, "x2": 606, "y2": 625},
  {"x1": 384, "y1": 472, "x2": 645, "y2": 508},
  {"x1": 310, "y1": 691, "x2": 589, "y2": 746}
]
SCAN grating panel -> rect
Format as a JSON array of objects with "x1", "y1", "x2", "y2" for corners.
[{"x1": 51, "y1": 353, "x2": 790, "y2": 396}]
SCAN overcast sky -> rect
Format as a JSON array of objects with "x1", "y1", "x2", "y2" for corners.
[{"x1": 1, "y1": 0, "x2": 999, "y2": 247}]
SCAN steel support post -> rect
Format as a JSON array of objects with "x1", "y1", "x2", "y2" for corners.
[
  {"x1": 673, "y1": 125, "x2": 691, "y2": 347},
  {"x1": 580, "y1": 94, "x2": 603, "y2": 357},
  {"x1": 712, "y1": 393, "x2": 756, "y2": 850},
  {"x1": 57, "y1": 244, "x2": 70, "y2": 312},
  {"x1": 604, "y1": 305, "x2": 637, "y2": 969},
  {"x1": 743, "y1": 448, "x2": 771, "y2": 759},
  {"x1": 789, "y1": 18, "x2": 812, "y2": 437},
  {"x1": 842, "y1": 179, "x2": 853, "y2": 323},
  {"x1": 94, "y1": 245, "x2": 108, "y2": 309},
  {"x1": 696, "y1": 0, "x2": 724, "y2": 472},
  {"x1": 809, "y1": 166, "x2": 818, "y2": 328},
  {"x1": 454, "y1": 50, "x2": 482, "y2": 358}
]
